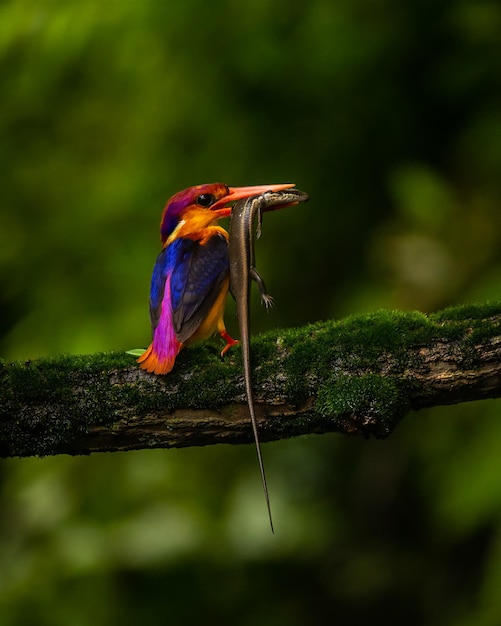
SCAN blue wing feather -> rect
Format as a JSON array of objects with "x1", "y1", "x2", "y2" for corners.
[
  {"x1": 149, "y1": 234, "x2": 229, "y2": 343},
  {"x1": 171, "y1": 234, "x2": 229, "y2": 342},
  {"x1": 149, "y1": 247, "x2": 171, "y2": 330}
]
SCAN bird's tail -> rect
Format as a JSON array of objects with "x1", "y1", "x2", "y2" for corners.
[{"x1": 137, "y1": 341, "x2": 181, "y2": 375}]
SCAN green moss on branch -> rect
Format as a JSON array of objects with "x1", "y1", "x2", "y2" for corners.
[{"x1": 1, "y1": 302, "x2": 501, "y2": 458}]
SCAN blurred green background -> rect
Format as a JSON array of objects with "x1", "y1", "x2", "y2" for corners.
[{"x1": 2, "y1": 1, "x2": 501, "y2": 624}]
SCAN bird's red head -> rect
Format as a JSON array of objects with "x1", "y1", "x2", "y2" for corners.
[{"x1": 159, "y1": 182, "x2": 294, "y2": 243}]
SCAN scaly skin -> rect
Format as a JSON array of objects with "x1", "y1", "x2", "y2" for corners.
[{"x1": 228, "y1": 188, "x2": 309, "y2": 532}]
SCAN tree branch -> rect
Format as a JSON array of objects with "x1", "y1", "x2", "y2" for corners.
[{"x1": 1, "y1": 302, "x2": 500, "y2": 458}]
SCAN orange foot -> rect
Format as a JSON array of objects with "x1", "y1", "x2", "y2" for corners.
[{"x1": 219, "y1": 329, "x2": 239, "y2": 357}]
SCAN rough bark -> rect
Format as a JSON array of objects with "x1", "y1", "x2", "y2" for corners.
[{"x1": 1, "y1": 303, "x2": 500, "y2": 458}]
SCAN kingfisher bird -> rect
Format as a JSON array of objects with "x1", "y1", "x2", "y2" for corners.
[{"x1": 138, "y1": 182, "x2": 292, "y2": 375}]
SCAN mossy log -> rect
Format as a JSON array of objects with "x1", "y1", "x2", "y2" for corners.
[{"x1": 1, "y1": 302, "x2": 501, "y2": 458}]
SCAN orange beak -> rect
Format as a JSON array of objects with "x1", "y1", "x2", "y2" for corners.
[{"x1": 211, "y1": 183, "x2": 295, "y2": 217}]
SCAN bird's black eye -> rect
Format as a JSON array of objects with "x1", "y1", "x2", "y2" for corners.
[{"x1": 196, "y1": 193, "x2": 215, "y2": 207}]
